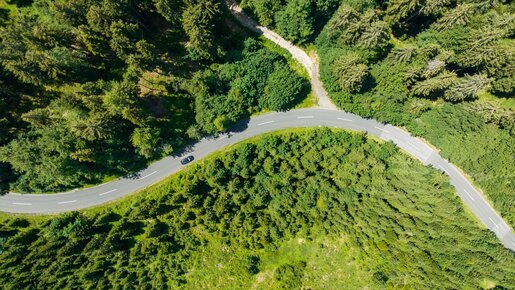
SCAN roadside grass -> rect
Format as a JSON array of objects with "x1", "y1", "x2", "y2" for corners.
[{"x1": 294, "y1": 92, "x2": 318, "y2": 108}]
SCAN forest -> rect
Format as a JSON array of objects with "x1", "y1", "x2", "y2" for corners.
[
  {"x1": 0, "y1": 129, "x2": 514, "y2": 289},
  {"x1": 0, "y1": 0, "x2": 307, "y2": 193},
  {"x1": 0, "y1": 1, "x2": 513, "y2": 287},
  {"x1": 241, "y1": 0, "x2": 515, "y2": 225}
]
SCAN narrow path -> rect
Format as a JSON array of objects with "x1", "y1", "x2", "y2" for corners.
[{"x1": 226, "y1": 0, "x2": 337, "y2": 110}]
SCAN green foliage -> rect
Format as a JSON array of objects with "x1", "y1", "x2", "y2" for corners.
[
  {"x1": 323, "y1": 4, "x2": 391, "y2": 51},
  {"x1": 243, "y1": 0, "x2": 341, "y2": 44},
  {"x1": 408, "y1": 104, "x2": 515, "y2": 225},
  {"x1": 131, "y1": 126, "x2": 161, "y2": 158},
  {"x1": 153, "y1": 0, "x2": 180, "y2": 22},
  {"x1": 244, "y1": 0, "x2": 282, "y2": 27},
  {"x1": 275, "y1": 0, "x2": 315, "y2": 44},
  {"x1": 0, "y1": 129, "x2": 513, "y2": 289},
  {"x1": 260, "y1": 63, "x2": 305, "y2": 110},
  {"x1": 189, "y1": 38, "x2": 307, "y2": 133},
  {"x1": 244, "y1": 255, "x2": 260, "y2": 274},
  {"x1": 274, "y1": 261, "x2": 307, "y2": 289},
  {"x1": 182, "y1": 0, "x2": 221, "y2": 61},
  {"x1": 443, "y1": 74, "x2": 492, "y2": 102},
  {"x1": 0, "y1": 1, "x2": 306, "y2": 192},
  {"x1": 317, "y1": 0, "x2": 515, "y2": 223},
  {"x1": 332, "y1": 52, "x2": 368, "y2": 92},
  {"x1": 0, "y1": 125, "x2": 93, "y2": 192},
  {"x1": 385, "y1": 0, "x2": 418, "y2": 24},
  {"x1": 411, "y1": 70, "x2": 457, "y2": 97}
]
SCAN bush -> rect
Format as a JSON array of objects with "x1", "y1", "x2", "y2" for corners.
[
  {"x1": 274, "y1": 261, "x2": 307, "y2": 289},
  {"x1": 259, "y1": 64, "x2": 306, "y2": 111}
]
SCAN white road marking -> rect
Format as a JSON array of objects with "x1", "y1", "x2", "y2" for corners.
[
  {"x1": 140, "y1": 171, "x2": 158, "y2": 179},
  {"x1": 218, "y1": 135, "x2": 228, "y2": 140},
  {"x1": 297, "y1": 116, "x2": 314, "y2": 119},
  {"x1": 58, "y1": 200, "x2": 77, "y2": 205},
  {"x1": 12, "y1": 202, "x2": 32, "y2": 206},
  {"x1": 99, "y1": 189, "x2": 118, "y2": 196},
  {"x1": 257, "y1": 121, "x2": 275, "y2": 126},
  {"x1": 374, "y1": 126, "x2": 390, "y2": 133},
  {"x1": 337, "y1": 118, "x2": 353, "y2": 122},
  {"x1": 408, "y1": 140, "x2": 419, "y2": 148},
  {"x1": 489, "y1": 217, "x2": 499, "y2": 228},
  {"x1": 463, "y1": 189, "x2": 475, "y2": 201}
]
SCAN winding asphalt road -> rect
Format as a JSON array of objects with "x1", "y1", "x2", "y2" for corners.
[
  {"x1": 0, "y1": 1, "x2": 513, "y2": 253},
  {"x1": 1, "y1": 109, "x2": 514, "y2": 251}
]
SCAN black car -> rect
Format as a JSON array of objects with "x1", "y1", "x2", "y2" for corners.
[{"x1": 180, "y1": 155, "x2": 194, "y2": 165}]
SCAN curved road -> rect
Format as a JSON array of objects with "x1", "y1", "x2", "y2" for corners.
[
  {"x1": 0, "y1": 1, "x2": 513, "y2": 253},
  {"x1": 1, "y1": 109, "x2": 514, "y2": 251}
]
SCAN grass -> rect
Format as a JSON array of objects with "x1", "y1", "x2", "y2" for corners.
[
  {"x1": 259, "y1": 37, "x2": 309, "y2": 79},
  {"x1": 477, "y1": 91, "x2": 515, "y2": 110},
  {"x1": 294, "y1": 92, "x2": 318, "y2": 108},
  {"x1": 185, "y1": 235, "x2": 376, "y2": 289}
]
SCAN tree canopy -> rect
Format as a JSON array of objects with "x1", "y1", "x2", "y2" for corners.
[
  {"x1": 311, "y1": 0, "x2": 515, "y2": 225},
  {"x1": 0, "y1": 0, "x2": 307, "y2": 193}
]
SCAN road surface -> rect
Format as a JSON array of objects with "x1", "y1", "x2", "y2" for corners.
[{"x1": 1, "y1": 109, "x2": 514, "y2": 251}]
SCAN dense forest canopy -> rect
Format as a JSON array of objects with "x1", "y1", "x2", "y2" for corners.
[
  {"x1": 0, "y1": 129, "x2": 513, "y2": 289},
  {"x1": 242, "y1": 0, "x2": 515, "y2": 225},
  {"x1": 0, "y1": 0, "x2": 307, "y2": 193}
]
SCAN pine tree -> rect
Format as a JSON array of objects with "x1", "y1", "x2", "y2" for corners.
[
  {"x1": 411, "y1": 71, "x2": 457, "y2": 97},
  {"x1": 443, "y1": 74, "x2": 492, "y2": 102},
  {"x1": 182, "y1": 0, "x2": 220, "y2": 61},
  {"x1": 332, "y1": 53, "x2": 369, "y2": 92},
  {"x1": 390, "y1": 45, "x2": 417, "y2": 63},
  {"x1": 357, "y1": 21, "x2": 391, "y2": 49},
  {"x1": 432, "y1": 3, "x2": 476, "y2": 31},
  {"x1": 385, "y1": 0, "x2": 419, "y2": 23}
]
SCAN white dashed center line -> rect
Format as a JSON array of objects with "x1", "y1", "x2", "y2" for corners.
[
  {"x1": 140, "y1": 171, "x2": 158, "y2": 179},
  {"x1": 297, "y1": 116, "x2": 314, "y2": 119},
  {"x1": 489, "y1": 217, "x2": 499, "y2": 228},
  {"x1": 12, "y1": 202, "x2": 32, "y2": 206},
  {"x1": 407, "y1": 140, "x2": 419, "y2": 148},
  {"x1": 463, "y1": 189, "x2": 475, "y2": 201},
  {"x1": 99, "y1": 189, "x2": 118, "y2": 196},
  {"x1": 438, "y1": 165, "x2": 448, "y2": 174},
  {"x1": 337, "y1": 118, "x2": 353, "y2": 122},
  {"x1": 257, "y1": 121, "x2": 274, "y2": 126},
  {"x1": 58, "y1": 200, "x2": 77, "y2": 205},
  {"x1": 374, "y1": 126, "x2": 390, "y2": 133}
]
